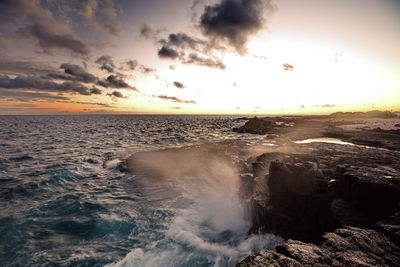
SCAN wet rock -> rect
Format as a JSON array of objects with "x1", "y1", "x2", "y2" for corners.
[
  {"x1": 233, "y1": 117, "x2": 276, "y2": 134},
  {"x1": 238, "y1": 227, "x2": 400, "y2": 266},
  {"x1": 237, "y1": 250, "x2": 302, "y2": 267}
]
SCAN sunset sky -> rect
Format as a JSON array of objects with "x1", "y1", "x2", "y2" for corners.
[{"x1": 0, "y1": 0, "x2": 399, "y2": 115}]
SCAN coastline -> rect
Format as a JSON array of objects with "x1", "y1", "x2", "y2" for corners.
[{"x1": 230, "y1": 114, "x2": 400, "y2": 266}]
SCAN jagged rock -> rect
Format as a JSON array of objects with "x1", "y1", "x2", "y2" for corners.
[
  {"x1": 276, "y1": 240, "x2": 332, "y2": 266},
  {"x1": 233, "y1": 117, "x2": 276, "y2": 134},
  {"x1": 238, "y1": 227, "x2": 400, "y2": 266},
  {"x1": 237, "y1": 250, "x2": 303, "y2": 267},
  {"x1": 377, "y1": 212, "x2": 400, "y2": 245}
]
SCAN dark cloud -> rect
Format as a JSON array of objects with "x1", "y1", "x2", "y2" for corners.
[
  {"x1": 77, "y1": 0, "x2": 121, "y2": 36},
  {"x1": 173, "y1": 81, "x2": 185, "y2": 89},
  {"x1": 156, "y1": 31, "x2": 225, "y2": 69},
  {"x1": 59, "y1": 63, "x2": 98, "y2": 83},
  {"x1": 95, "y1": 55, "x2": 116, "y2": 73},
  {"x1": 125, "y1": 59, "x2": 138, "y2": 71},
  {"x1": 140, "y1": 24, "x2": 163, "y2": 40},
  {"x1": 0, "y1": 89, "x2": 70, "y2": 102},
  {"x1": 1, "y1": 0, "x2": 90, "y2": 55},
  {"x1": 158, "y1": 46, "x2": 180, "y2": 59},
  {"x1": 155, "y1": 95, "x2": 196, "y2": 104},
  {"x1": 0, "y1": 58, "x2": 57, "y2": 76},
  {"x1": 97, "y1": 75, "x2": 138, "y2": 91},
  {"x1": 0, "y1": 35, "x2": 11, "y2": 47},
  {"x1": 55, "y1": 100, "x2": 114, "y2": 108},
  {"x1": 123, "y1": 60, "x2": 155, "y2": 74},
  {"x1": 159, "y1": 33, "x2": 206, "y2": 50},
  {"x1": 184, "y1": 53, "x2": 226, "y2": 70},
  {"x1": 107, "y1": 90, "x2": 125, "y2": 98},
  {"x1": 139, "y1": 65, "x2": 155, "y2": 74},
  {"x1": 0, "y1": 75, "x2": 100, "y2": 96},
  {"x1": 89, "y1": 87, "x2": 102, "y2": 95},
  {"x1": 199, "y1": 0, "x2": 274, "y2": 54},
  {"x1": 283, "y1": 63, "x2": 293, "y2": 71}
]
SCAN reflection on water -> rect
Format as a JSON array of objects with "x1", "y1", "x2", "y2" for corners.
[{"x1": 294, "y1": 137, "x2": 355, "y2": 145}]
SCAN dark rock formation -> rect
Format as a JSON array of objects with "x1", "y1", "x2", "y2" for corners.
[
  {"x1": 248, "y1": 154, "x2": 339, "y2": 242},
  {"x1": 233, "y1": 117, "x2": 276, "y2": 134},
  {"x1": 240, "y1": 140, "x2": 400, "y2": 266},
  {"x1": 329, "y1": 110, "x2": 398, "y2": 118},
  {"x1": 238, "y1": 227, "x2": 400, "y2": 266}
]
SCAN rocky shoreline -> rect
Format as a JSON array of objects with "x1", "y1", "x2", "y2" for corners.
[{"x1": 235, "y1": 114, "x2": 400, "y2": 266}]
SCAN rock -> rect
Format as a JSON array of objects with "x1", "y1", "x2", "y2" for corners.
[
  {"x1": 237, "y1": 250, "x2": 303, "y2": 267},
  {"x1": 233, "y1": 117, "x2": 276, "y2": 134},
  {"x1": 250, "y1": 155, "x2": 338, "y2": 241},
  {"x1": 238, "y1": 227, "x2": 400, "y2": 266},
  {"x1": 276, "y1": 240, "x2": 332, "y2": 266},
  {"x1": 245, "y1": 148, "x2": 400, "y2": 241},
  {"x1": 377, "y1": 212, "x2": 400, "y2": 245},
  {"x1": 330, "y1": 198, "x2": 374, "y2": 228},
  {"x1": 334, "y1": 165, "x2": 400, "y2": 220}
]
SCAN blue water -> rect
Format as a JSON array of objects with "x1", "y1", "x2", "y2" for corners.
[{"x1": 0, "y1": 115, "x2": 282, "y2": 267}]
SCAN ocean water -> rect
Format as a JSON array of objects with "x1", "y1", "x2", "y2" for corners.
[{"x1": 0, "y1": 115, "x2": 282, "y2": 267}]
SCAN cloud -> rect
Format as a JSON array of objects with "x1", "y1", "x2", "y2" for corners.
[
  {"x1": 107, "y1": 90, "x2": 126, "y2": 98},
  {"x1": 95, "y1": 55, "x2": 116, "y2": 73},
  {"x1": 171, "y1": 106, "x2": 181, "y2": 109},
  {"x1": 155, "y1": 95, "x2": 196, "y2": 104},
  {"x1": 0, "y1": 35, "x2": 11, "y2": 47},
  {"x1": 156, "y1": 32, "x2": 225, "y2": 70},
  {"x1": 97, "y1": 75, "x2": 138, "y2": 91},
  {"x1": 283, "y1": 63, "x2": 293, "y2": 71},
  {"x1": 1, "y1": 0, "x2": 89, "y2": 55},
  {"x1": 0, "y1": 57, "x2": 57, "y2": 76},
  {"x1": 77, "y1": 0, "x2": 121, "y2": 36},
  {"x1": 56, "y1": 100, "x2": 114, "y2": 107},
  {"x1": 0, "y1": 75, "x2": 101, "y2": 96},
  {"x1": 184, "y1": 53, "x2": 226, "y2": 69},
  {"x1": 59, "y1": 63, "x2": 98, "y2": 83},
  {"x1": 140, "y1": 24, "x2": 163, "y2": 40},
  {"x1": 157, "y1": 42, "x2": 225, "y2": 70},
  {"x1": 123, "y1": 59, "x2": 155, "y2": 74},
  {"x1": 316, "y1": 104, "x2": 336, "y2": 108},
  {"x1": 159, "y1": 33, "x2": 206, "y2": 50},
  {"x1": 173, "y1": 81, "x2": 185, "y2": 89},
  {"x1": 158, "y1": 46, "x2": 180, "y2": 59},
  {"x1": 199, "y1": 0, "x2": 274, "y2": 54},
  {"x1": 89, "y1": 87, "x2": 102, "y2": 95},
  {"x1": 0, "y1": 89, "x2": 70, "y2": 102}
]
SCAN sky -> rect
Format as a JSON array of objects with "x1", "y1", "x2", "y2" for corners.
[{"x1": 0, "y1": 0, "x2": 399, "y2": 115}]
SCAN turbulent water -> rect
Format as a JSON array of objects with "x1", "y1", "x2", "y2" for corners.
[{"x1": 0, "y1": 115, "x2": 282, "y2": 267}]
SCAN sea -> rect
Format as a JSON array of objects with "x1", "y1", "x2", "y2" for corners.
[{"x1": 0, "y1": 115, "x2": 283, "y2": 267}]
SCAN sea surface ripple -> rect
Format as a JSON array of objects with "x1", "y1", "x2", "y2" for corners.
[{"x1": 0, "y1": 115, "x2": 282, "y2": 267}]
